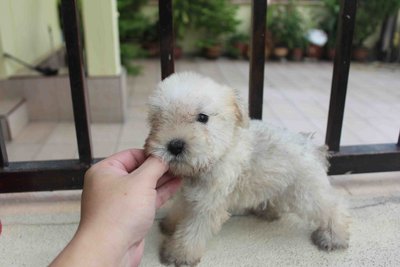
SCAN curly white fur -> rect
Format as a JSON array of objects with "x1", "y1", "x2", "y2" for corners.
[{"x1": 144, "y1": 72, "x2": 350, "y2": 266}]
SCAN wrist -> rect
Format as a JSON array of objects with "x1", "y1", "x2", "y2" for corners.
[
  {"x1": 51, "y1": 224, "x2": 127, "y2": 267},
  {"x1": 76, "y1": 224, "x2": 127, "y2": 265}
]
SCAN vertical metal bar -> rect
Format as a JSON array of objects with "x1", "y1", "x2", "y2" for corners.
[
  {"x1": 325, "y1": 0, "x2": 357, "y2": 151},
  {"x1": 61, "y1": 0, "x2": 93, "y2": 164},
  {"x1": 388, "y1": 12, "x2": 398, "y2": 62},
  {"x1": 158, "y1": 0, "x2": 175, "y2": 80},
  {"x1": 249, "y1": 0, "x2": 267, "y2": 120},
  {"x1": 0, "y1": 124, "x2": 8, "y2": 168},
  {"x1": 397, "y1": 131, "x2": 400, "y2": 146}
]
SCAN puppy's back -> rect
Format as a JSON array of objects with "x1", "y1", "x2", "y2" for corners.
[{"x1": 248, "y1": 120, "x2": 329, "y2": 176}]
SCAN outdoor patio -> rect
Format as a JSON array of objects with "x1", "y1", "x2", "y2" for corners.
[
  {"x1": 1, "y1": 59, "x2": 400, "y2": 266},
  {"x1": 4, "y1": 59, "x2": 400, "y2": 162}
]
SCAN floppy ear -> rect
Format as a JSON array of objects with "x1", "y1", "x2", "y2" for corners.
[{"x1": 232, "y1": 90, "x2": 250, "y2": 128}]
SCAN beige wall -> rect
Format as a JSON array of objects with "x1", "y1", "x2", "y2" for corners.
[
  {"x1": 0, "y1": 0, "x2": 121, "y2": 79},
  {"x1": 81, "y1": 0, "x2": 121, "y2": 76},
  {"x1": 0, "y1": 0, "x2": 62, "y2": 78},
  {"x1": 0, "y1": 35, "x2": 6, "y2": 79}
]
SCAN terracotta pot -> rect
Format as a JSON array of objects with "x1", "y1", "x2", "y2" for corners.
[
  {"x1": 242, "y1": 44, "x2": 249, "y2": 59},
  {"x1": 291, "y1": 48, "x2": 303, "y2": 61},
  {"x1": 174, "y1": 46, "x2": 183, "y2": 59},
  {"x1": 234, "y1": 42, "x2": 248, "y2": 59},
  {"x1": 142, "y1": 42, "x2": 160, "y2": 57},
  {"x1": 265, "y1": 31, "x2": 274, "y2": 50},
  {"x1": 265, "y1": 31, "x2": 274, "y2": 60},
  {"x1": 353, "y1": 47, "x2": 369, "y2": 61},
  {"x1": 327, "y1": 47, "x2": 336, "y2": 61},
  {"x1": 273, "y1": 47, "x2": 289, "y2": 59},
  {"x1": 245, "y1": 45, "x2": 270, "y2": 60},
  {"x1": 307, "y1": 44, "x2": 323, "y2": 59},
  {"x1": 203, "y1": 45, "x2": 222, "y2": 59}
]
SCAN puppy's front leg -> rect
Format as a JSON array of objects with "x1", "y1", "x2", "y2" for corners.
[
  {"x1": 160, "y1": 193, "x2": 186, "y2": 235},
  {"x1": 160, "y1": 203, "x2": 229, "y2": 266}
]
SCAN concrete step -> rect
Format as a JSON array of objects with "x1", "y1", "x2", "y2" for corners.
[{"x1": 0, "y1": 98, "x2": 28, "y2": 141}]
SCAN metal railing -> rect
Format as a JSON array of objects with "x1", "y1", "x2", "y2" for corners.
[{"x1": 0, "y1": 0, "x2": 399, "y2": 193}]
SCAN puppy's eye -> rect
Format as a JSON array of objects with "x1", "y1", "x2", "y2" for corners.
[{"x1": 197, "y1": 113, "x2": 209, "y2": 124}]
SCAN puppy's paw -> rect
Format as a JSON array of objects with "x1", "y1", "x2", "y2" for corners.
[
  {"x1": 311, "y1": 227, "x2": 349, "y2": 251},
  {"x1": 159, "y1": 219, "x2": 175, "y2": 236},
  {"x1": 160, "y1": 238, "x2": 201, "y2": 267}
]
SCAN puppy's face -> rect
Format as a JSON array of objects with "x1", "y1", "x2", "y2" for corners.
[{"x1": 144, "y1": 72, "x2": 248, "y2": 177}]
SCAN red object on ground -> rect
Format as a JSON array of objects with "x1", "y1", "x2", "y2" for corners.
[{"x1": 0, "y1": 220, "x2": 2, "y2": 236}]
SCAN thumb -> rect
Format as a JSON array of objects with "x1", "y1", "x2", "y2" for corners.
[{"x1": 129, "y1": 156, "x2": 169, "y2": 188}]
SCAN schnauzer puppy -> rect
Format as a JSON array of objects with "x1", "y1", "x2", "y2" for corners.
[{"x1": 144, "y1": 72, "x2": 350, "y2": 266}]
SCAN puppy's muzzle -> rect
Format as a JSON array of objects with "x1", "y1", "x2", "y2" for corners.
[{"x1": 167, "y1": 139, "x2": 186, "y2": 156}]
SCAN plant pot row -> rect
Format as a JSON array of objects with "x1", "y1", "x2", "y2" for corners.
[
  {"x1": 272, "y1": 45, "x2": 369, "y2": 62},
  {"x1": 140, "y1": 41, "x2": 370, "y2": 62}
]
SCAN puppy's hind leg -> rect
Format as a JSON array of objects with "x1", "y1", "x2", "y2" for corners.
[
  {"x1": 250, "y1": 201, "x2": 281, "y2": 222},
  {"x1": 310, "y1": 199, "x2": 350, "y2": 251}
]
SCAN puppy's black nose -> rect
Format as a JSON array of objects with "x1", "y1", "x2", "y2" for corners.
[{"x1": 167, "y1": 139, "x2": 185, "y2": 156}]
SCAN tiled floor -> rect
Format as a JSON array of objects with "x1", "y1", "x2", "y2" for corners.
[{"x1": 5, "y1": 59, "x2": 400, "y2": 161}]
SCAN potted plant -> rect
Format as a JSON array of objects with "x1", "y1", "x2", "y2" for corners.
[
  {"x1": 141, "y1": 20, "x2": 160, "y2": 58},
  {"x1": 353, "y1": 0, "x2": 400, "y2": 61},
  {"x1": 192, "y1": 0, "x2": 239, "y2": 59},
  {"x1": 245, "y1": 30, "x2": 273, "y2": 60},
  {"x1": 319, "y1": 0, "x2": 340, "y2": 60},
  {"x1": 172, "y1": 0, "x2": 193, "y2": 59},
  {"x1": 268, "y1": 2, "x2": 307, "y2": 61},
  {"x1": 226, "y1": 33, "x2": 249, "y2": 59},
  {"x1": 286, "y1": 4, "x2": 308, "y2": 61},
  {"x1": 268, "y1": 5, "x2": 289, "y2": 59}
]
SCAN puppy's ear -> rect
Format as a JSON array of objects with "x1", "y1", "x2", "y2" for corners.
[{"x1": 232, "y1": 90, "x2": 249, "y2": 128}]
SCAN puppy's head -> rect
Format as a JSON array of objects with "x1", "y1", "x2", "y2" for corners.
[
  {"x1": 145, "y1": 72, "x2": 248, "y2": 176},
  {"x1": 144, "y1": 72, "x2": 249, "y2": 177}
]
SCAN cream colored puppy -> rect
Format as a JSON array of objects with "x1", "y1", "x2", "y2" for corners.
[{"x1": 145, "y1": 72, "x2": 350, "y2": 267}]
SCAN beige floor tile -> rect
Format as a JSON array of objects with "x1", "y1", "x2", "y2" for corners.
[
  {"x1": 117, "y1": 141, "x2": 145, "y2": 152},
  {"x1": 34, "y1": 143, "x2": 78, "y2": 160},
  {"x1": 92, "y1": 140, "x2": 118, "y2": 158},
  {"x1": 5, "y1": 143, "x2": 42, "y2": 162},
  {"x1": 12, "y1": 122, "x2": 57, "y2": 144},
  {"x1": 119, "y1": 120, "x2": 149, "y2": 143},
  {"x1": 0, "y1": 190, "x2": 81, "y2": 217},
  {"x1": 90, "y1": 123, "x2": 122, "y2": 142},
  {"x1": 45, "y1": 123, "x2": 77, "y2": 144},
  {"x1": 330, "y1": 172, "x2": 400, "y2": 197},
  {"x1": 125, "y1": 105, "x2": 148, "y2": 121},
  {"x1": 268, "y1": 103, "x2": 305, "y2": 120}
]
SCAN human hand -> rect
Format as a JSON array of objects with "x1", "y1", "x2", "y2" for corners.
[{"x1": 50, "y1": 149, "x2": 181, "y2": 267}]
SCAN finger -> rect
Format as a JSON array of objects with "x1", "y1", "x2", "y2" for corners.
[
  {"x1": 156, "y1": 172, "x2": 178, "y2": 189},
  {"x1": 94, "y1": 149, "x2": 146, "y2": 173},
  {"x1": 130, "y1": 156, "x2": 169, "y2": 188},
  {"x1": 156, "y1": 177, "x2": 182, "y2": 209}
]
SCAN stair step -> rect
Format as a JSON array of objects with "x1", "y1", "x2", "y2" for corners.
[{"x1": 0, "y1": 98, "x2": 28, "y2": 141}]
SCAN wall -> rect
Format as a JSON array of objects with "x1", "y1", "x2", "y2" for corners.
[
  {"x1": 0, "y1": 0, "x2": 62, "y2": 78},
  {"x1": 81, "y1": 0, "x2": 121, "y2": 76}
]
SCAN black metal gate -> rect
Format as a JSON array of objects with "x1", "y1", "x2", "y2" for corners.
[{"x1": 0, "y1": 0, "x2": 399, "y2": 193}]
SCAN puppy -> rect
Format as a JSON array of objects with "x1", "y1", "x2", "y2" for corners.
[{"x1": 144, "y1": 72, "x2": 350, "y2": 266}]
